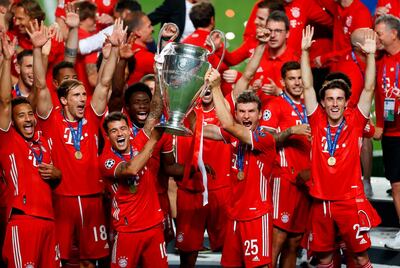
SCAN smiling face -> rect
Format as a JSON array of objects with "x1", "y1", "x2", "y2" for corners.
[
  {"x1": 107, "y1": 119, "x2": 131, "y2": 154},
  {"x1": 321, "y1": 88, "x2": 348, "y2": 125},
  {"x1": 235, "y1": 102, "x2": 262, "y2": 131},
  {"x1": 12, "y1": 103, "x2": 36, "y2": 139},
  {"x1": 13, "y1": 6, "x2": 31, "y2": 34},
  {"x1": 375, "y1": 22, "x2": 397, "y2": 50},
  {"x1": 282, "y1": 69, "x2": 303, "y2": 100},
  {"x1": 61, "y1": 85, "x2": 88, "y2": 120},
  {"x1": 126, "y1": 91, "x2": 150, "y2": 125},
  {"x1": 18, "y1": 55, "x2": 33, "y2": 88}
]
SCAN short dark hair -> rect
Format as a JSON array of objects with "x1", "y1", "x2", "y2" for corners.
[
  {"x1": 126, "y1": 11, "x2": 146, "y2": 33},
  {"x1": 257, "y1": 0, "x2": 285, "y2": 13},
  {"x1": 324, "y1": 72, "x2": 352, "y2": 89},
  {"x1": 16, "y1": 49, "x2": 32, "y2": 65},
  {"x1": 375, "y1": 14, "x2": 400, "y2": 39},
  {"x1": 281, "y1": 61, "x2": 300, "y2": 79},
  {"x1": 15, "y1": 0, "x2": 45, "y2": 21},
  {"x1": 11, "y1": 96, "x2": 31, "y2": 110},
  {"x1": 115, "y1": 0, "x2": 141, "y2": 13},
  {"x1": 57, "y1": 79, "x2": 84, "y2": 100},
  {"x1": 267, "y1": 10, "x2": 289, "y2": 31},
  {"x1": 52, "y1": 61, "x2": 75, "y2": 80},
  {"x1": 103, "y1": 111, "x2": 129, "y2": 133},
  {"x1": 235, "y1": 92, "x2": 262, "y2": 112},
  {"x1": 76, "y1": 1, "x2": 96, "y2": 21},
  {"x1": 319, "y1": 79, "x2": 351, "y2": 100},
  {"x1": 124, "y1": 82, "x2": 152, "y2": 105},
  {"x1": 189, "y1": 2, "x2": 215, "y2": 28}
]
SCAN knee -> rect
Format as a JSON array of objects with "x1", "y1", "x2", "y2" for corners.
[{"x1": 353, "y1": 252, "x2": 369, "y2": 266}]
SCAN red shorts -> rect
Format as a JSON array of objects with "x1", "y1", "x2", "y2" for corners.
[
  {"x1": 111, "y1": 224, "x2": 168, "y2": 268},
  {"x1": 53, "y1": 194, "x2": 109, "y2": 260},
  {"x1": 221, "y1": 214, "x2": 272, "y2": 268},
  {"x1": 272, "y1": 176, "x2": 311, "y2": 233},
  {"x1": 158, "y1": 192, "x2": 174, "y2": 244},
  {"x1": 2, "y1": 214, "x2": 60, "y2": 268},
  {"x1": 175, "y1": 187, "x2": 229, "y2": 252},
  {"x1": 307, "y1": 198, "x2": 377, "y2": 253}
]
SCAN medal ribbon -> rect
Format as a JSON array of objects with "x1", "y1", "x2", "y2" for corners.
[
  {"x1": 27, "y1": 141, "x2": 43, "y2": 164},
  {"x1": 237, "y1": 142, "x2": 244, "y2": 172},
  {"x1": 282, "y1": 92, "x2": 308, "y2": 124},
  {"x1": 67, "y1": 119, "x2": 83, "y2": 153},
  {"x1": 112, "y1": 145, "x2": 134, "y2": 161},
  {"x1": 131, "y1": 123, "x2": 139, "y2": 137},
  {"x1": 14, "y1": 84, "x2": 21, "y2": 97},
  {"x1": 326, "y1": 119, "x2": 346, "y2": 158},
  {"x1": 351, "y1": 51, "x2": 365, "y2": 80}
]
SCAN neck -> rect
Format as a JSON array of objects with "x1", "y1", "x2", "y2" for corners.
[
  {"x1": 202, "y1": 102, "x2": 214, "y2": 112},
  {"x1": 63, "y1": 108, "x2": 79, "y2": 122},
  {"x1": 268, "y1": 44, "x2": 286, "y2": 58},
  {"x1": 132, "y1": 119, "x2": 144, "y2": 129},
  {"x1": 135, "y1": 39, "x2": 146, "y2": 47},
  {"x1": 285, "y1": 91, "x2": 301, "y2": 102},
  {"x1": 328, "y1": 116, "x2": 344, "y2": 126},
  {"x1": 197, "y1": 26, "x2": 213, "y2": 32},
  {"x1": 386, "y1": 40, "x2": 400, "y2": 56},
  {"x1": 17, "y1": 80, "x2": 31, "y2": 96}
]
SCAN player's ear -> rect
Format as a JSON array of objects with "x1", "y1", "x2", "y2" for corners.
[{"x1": 60, "y1": 96, "x2": 68, "y2": 106}]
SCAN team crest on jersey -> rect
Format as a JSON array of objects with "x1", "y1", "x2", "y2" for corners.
[
  {"x1": 263, "y1": 109, "x2": 272, "y2": 121},
  {"x1": 105, "y1": 159, "x2": 115, "y2": 169},
  {"x1": 346, "y1": 16, "x2": 352, "y2": 27},
  {"x1": 118, "y1": 256, "x2": 128, "y2": 268},
  {"x1": 103, "y1": 0, "x2": 111, "y2": 6},
  {"x1": 177, "y1": 232, "x2": 184, "y2": 243},
  {"x1": 291, "y1": 7, "x2": 300, "y2": 18},
  {"x1": 24, "y1": 262, "x2": 35, "y2": 268},
  {"x1": 281, "y1": 212, "x2": 290, "y2": 223}
]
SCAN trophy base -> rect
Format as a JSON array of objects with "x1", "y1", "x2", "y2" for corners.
[{"x1": 155, "y1": 123, "x2": 193, "y2": 136}]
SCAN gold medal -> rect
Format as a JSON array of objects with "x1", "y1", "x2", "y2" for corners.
[
  {"x1": 327, "y1": 156, "x2": 336, "y2": 166},
  {"x1": 75, "y1": 151, "x2": 83, "y2": 160},
  {"x1": 237, "y1": 171, "x2": 245, "y2": 181}
]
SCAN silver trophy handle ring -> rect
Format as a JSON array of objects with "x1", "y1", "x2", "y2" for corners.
[
  {"x1": 157, "y1": 23, "x2": 180, "y2": 56},
  {"x1": 206, "y1": 30, "x2": 226, "y2": 71}
]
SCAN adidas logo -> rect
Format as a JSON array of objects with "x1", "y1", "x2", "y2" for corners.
[
  {"x1": 360, "y1": 238, "x2": 367, "y2": 245},
  {"x1": 104, "y1": 243, "x2": 110, "y2": 249},
  {"x1": 252, "y1": 256, "x2": 260, "y2": 262}
]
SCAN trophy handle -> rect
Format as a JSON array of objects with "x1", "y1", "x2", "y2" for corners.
[
  {"x1": 157, "y1": 23, "x2": 180, "y2": 56},
  {"x1": 206, "y1": 30, "x2": 226, "y2": 71}
]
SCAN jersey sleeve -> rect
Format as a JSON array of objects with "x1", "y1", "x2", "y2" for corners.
[
  {"x1": 99, "y1": 153, "x2": 124, "y2": 180},
  {"x1": 251, "y1": 128, "x2": 275, "y2": 152},
  {"x1": 160, "y1": 134, "x2": 174, "y2": 154}
]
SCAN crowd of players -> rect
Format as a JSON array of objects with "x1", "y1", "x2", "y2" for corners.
[{"x1": 0, "y1": 0, "x2": 400, "y2": 267}]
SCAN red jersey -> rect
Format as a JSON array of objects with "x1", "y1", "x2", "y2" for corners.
[
  {"x1": 308, "y1": 106, "x2": 367, "y2": 200},
  {"x1": 75, "y1": 28, "x2": 99, "y2": 96},
  {"x1": 182, "y1": 29, "x2": 228, "y2": 72},
  {"x1": 99, "y1": 129, "x2": 163, "y2": 232},
  {"x1": 376, "y1": 0, "x2": 400, "y2": 18},
  {"x1": 220, "y1": 127, "x2": 276, "y2": 221},
  {"x1": 55, "y1": 0, "x2": 118, "y2": 19},
  {"x1": 251, "y1": 46, "x2": 299, "y2": 88},
  {"x1": 126, "y1": 43, "x2": 155, "y2": 85},
  {"x1": 244, "y1": 0, "x2": 332, "y2": 52},
  {"x1": 38, "y1": 105, "x2": 104, "y2": 196},
  {"x1": 0, "y1": 127, "x2": 54, "y2": 220},
  {"x1": 260, "y1": 95, "x2": 311, "y2": 183},
  {"x1": 175, "y1": 107, "x2": 232, "y2": 192},
  {"x1": 375, "y1": 51, "x2": 400, "y2": 136},
  {"x1": 321, "y1": 0, "x2": 372, "y2": 65}
]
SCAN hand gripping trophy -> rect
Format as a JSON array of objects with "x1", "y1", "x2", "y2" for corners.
[{"x1": 155, "y1": 23, "x2": 225, "y2": 136}]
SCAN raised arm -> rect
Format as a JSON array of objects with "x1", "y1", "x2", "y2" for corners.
[
  {"x1": 0, "y1": 32, "x2": 14, "y2": 130},
  {"x1": 27, "y1": 20, "x2": 54, "y2": 118},
  {"x1": 91, "y1": 18, "x2": 126, "y2": 115},
  {"x1": 357, "y1": 29, "x2": 376, "y2": 117},
  {"x1": 233, "y1": 28, "x2": 270, "y2": 100},
  {"x1": 63, "y1": 3, "x2": 80, "y2": 63},
  {"x1": 143, "y1": 68, "x2": 163, "y2": 136},
  {"x1": 207, "y1": 68, "x2": 253, "y2": 145},
  {"x1": 115, "y1": 128, "x2": 164, "y2": 179},
  {"x1": 300, "y1": 25, "x2": 318, "y2": 114}
]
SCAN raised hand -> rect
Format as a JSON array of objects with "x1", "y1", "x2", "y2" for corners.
[
  {"x1": 301, "y1": 25, "x2": 315, "y2": 51},
  {"x1": 206, "y1": 68, "x2": 221, "y2": 89},
  {"x1": 256, "y1": 27, "x2": 270, "y2": 43},
  {"x1": 26, "y1": 20, "x2": 53, "y2": 48},
  {"x1": 119, "y1": 33, "x2": 139, "y2": 59},
  {"x1": 161, "y1": 23, "x2": 178, "y2": 40},
  {"x1": 102, "y1": 40, "x2": 112, "y2": 59},
  {"x1": 1, "y1": 32, "x2": 16, "y2": 60},
  {"x1": 356, "y1": 29, "x2": 377, "y2": 55},
  {"x1": 64, "y1": 2, "x2": 80, "y2": 29},
  {"x1": 108, "y1": 18, "x2": 127, "y2": 46},
  {"x1": 261, "y1": 77, "x2": 280, "y2": 96}
]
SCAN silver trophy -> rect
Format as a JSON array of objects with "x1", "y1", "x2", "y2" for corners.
[{"x1": 155, "y1": 23, "x2": 225, "y2": 136}]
